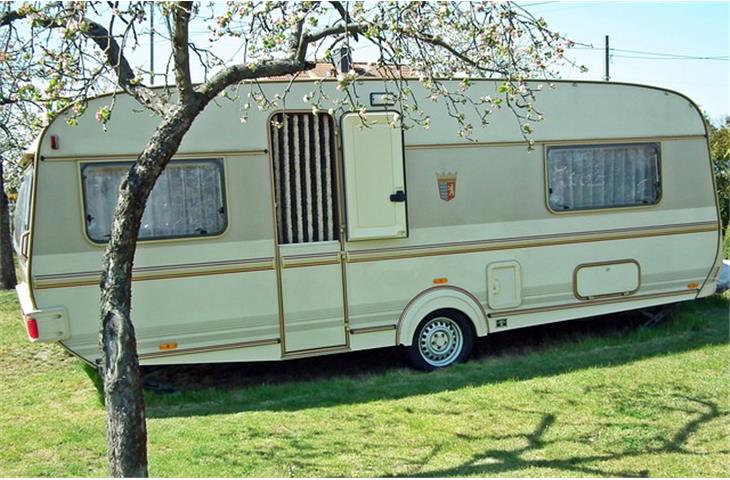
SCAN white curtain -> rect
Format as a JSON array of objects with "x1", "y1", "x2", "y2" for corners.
[
  {"x1": 83, "y1": 160, "x2": 226, "y2": 242},
  {"x1": 547, "y1": 143, "x2": 660, "y2": 211}
]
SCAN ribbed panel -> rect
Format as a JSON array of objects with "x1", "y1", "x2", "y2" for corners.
[{"x1": 271, "y1": 113, "x2": 339, "y2": 244}]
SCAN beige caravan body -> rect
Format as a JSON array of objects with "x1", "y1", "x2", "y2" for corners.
[{"x1": 13, "y1": 78, "x2": 723, "y2": 368}]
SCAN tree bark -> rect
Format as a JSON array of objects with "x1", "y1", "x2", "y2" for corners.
[
  {"x1": 100, "y1": 100, "x2": 204, "y2": 478},
  {"x1": 0, "y1": 160, "x2": 17, "y2": 290}
]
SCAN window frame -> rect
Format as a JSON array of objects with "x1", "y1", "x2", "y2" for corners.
[
  {"x1": 543, "y1": 141, "x2": 663, "y2": 215},
  {"x1": 79, "y1": 157, "x2": 229, "y2": 245}
]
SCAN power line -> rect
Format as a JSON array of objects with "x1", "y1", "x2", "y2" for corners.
[
  {"x1": 518, "y1": 1, "x2": 560, "y2": 7},
  {"x1": 612, "y1": 54, "x2": 729, "y2": 61},
  {"x1": 573, "y1": 45, "x2": 729, "y2": 61},
  {"x1": 611, "y1": 47, "x2": 728, "y2": 60}
]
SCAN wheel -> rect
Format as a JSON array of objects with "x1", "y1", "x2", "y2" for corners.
[{"x1": 404, "y1": 310, "x2": 474, "y2": 371}]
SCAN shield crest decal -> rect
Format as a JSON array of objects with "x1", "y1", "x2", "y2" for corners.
[{"x1": 436, "y1": 172, "x2": 457, "y2": 202}]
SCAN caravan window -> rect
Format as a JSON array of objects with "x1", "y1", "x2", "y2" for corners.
[
  {"x1": 546, "y1": 143, "x2": 660, "y2": 212},
  {"x1": 13, "y1": 168, "x2": 33, "y2": 250},
  {"x1": 81, "y1": 159, "x2": 227, "y2": 242}
]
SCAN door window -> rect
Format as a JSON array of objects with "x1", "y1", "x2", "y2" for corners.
[{"x1": 270, "y1": 112, "x2": 339, "y2": 244}]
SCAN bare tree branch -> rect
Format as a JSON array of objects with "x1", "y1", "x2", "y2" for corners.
[
  {"x1": 329, "y1": 1, "x2": 359, "y2": 41},
  {"x1": 171, "y1": 2, "x2": 195, "y2": 104},
  {"x1": 197, "y1": 58, "x2": 315, "y2": 103},
  {"x1": 302, "y1": 22, "x2": 369, "y2": 46},
  {"x1": 0, "y1": 9, "x2": 24, "y2": 27},
  {"x1": 1, "y1": 6, "x2": 168, "y2": 115},
  {"x1": 411, "y1": 32, "x2": 503, "y2": 75},
  {"x1": 82, "y1": 18, "x2": 167, "y2": 114}
]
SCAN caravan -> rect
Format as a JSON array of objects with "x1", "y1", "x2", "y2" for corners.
[{"x1": 13, "y1": 77, "x2": 723, "y2": 370}]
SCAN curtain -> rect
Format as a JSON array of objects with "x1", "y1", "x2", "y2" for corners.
[
  {"x1": 271, "y1": 112, "x2": 338, "y2": 244},
  {"x1": 547, "y1": 143, "x2": 660, "y2": 211},
  {"x1": 83, "y1": 160, "x2": 226, "y2": 242}
]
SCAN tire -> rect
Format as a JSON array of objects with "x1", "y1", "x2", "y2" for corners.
[{"x1": 404, "y1": 310, "x2": 475, "y2": 371}]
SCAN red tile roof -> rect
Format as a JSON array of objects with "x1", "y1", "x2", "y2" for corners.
[{"x1": 265, "y1": 62, "x2": 415, "y2": 80}]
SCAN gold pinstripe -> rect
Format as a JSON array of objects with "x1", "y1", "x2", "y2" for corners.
[
  {"x1": 347, "y1": 222, "x2": 718, "y2": 264},
  {"x1": 489, "y1": 288, "x2": 697, "y2": 318},
  {"x1": 34, "y1": 260, "x2": 275, "y2": 290},
  {"x1": 32, "y1": 222, "x2": 717, "y2": 289},
  {"x1": 138, "y1": 338, "x2": 280, "y2": 360}
]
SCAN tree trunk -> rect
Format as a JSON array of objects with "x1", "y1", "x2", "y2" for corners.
[
  {"x1": 0, "y1": 160, "x2": 17, "y2": 290},
  {"x1": 98, "y1": 60, "x2": 309, "y2": 477},
  {"x1": 100, "y1": 100, "x2": 204, "y2": 477}
]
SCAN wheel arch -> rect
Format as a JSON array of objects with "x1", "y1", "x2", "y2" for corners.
[{"x1": 396, "y1": 285, "x2": 489, "y2": 346}]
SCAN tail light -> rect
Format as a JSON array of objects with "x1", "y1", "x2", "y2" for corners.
[{"x1": 24, "y1": 315, "x2": 39, "y2": 340}]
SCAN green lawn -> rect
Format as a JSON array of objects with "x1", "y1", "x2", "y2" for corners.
[{"x1": 0, "y1": 290, "x2": 728, "y2": 477}]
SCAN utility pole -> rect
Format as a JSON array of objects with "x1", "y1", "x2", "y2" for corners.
[
  {"x1": 149, "y1": 3, "x2": 154, "y2": 85},
  {"x1": 604, "y1": 34, "x2": 610, "y2": 82}
]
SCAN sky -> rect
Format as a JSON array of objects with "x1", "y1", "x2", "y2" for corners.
[
  {"x1": 350, "y1": 1, "x2": 730, "y2": 123},
  {"x1": 131, "y1": 1, "x2": 729, "y2": 124},
  {"x1": 529, "y1": 0, "x2": 730, "y2": 124}
]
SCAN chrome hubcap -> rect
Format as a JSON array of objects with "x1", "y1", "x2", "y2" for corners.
[{"x1": 418, "y1": 317, "x2": 463, "y2": 367}]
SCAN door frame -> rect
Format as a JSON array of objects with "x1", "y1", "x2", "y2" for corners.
[{"x1": 265, "y1": 110, "x2": 351, "y2": 355}]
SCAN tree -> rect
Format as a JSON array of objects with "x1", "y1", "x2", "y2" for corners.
[
  {"x1": 1, "y1": 0, "x2": 62, "y2": 290},
  {"x1": 0, "y1": 84, "x2": 42, "y2": 290},
  {"x1": 0, "y1": 155, "x2": 18, "y2": 291},
  {"x1": 0, "y1": 122, "x2": 21, "y2": 290},
  {"x1": 0, "y1": 1, "x2": 574, "y2": 476},
  {"x1": 0, "y1": 27, "x2": 42, "y2": 290}
]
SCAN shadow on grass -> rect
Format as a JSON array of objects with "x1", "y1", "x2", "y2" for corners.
[
  {"x1": 143, "y1": 296, "x2": 728, "y2": 419},
  {"x1": 410, "y1": 395, "x2": 728, "y2": 477},
  {"x1": 79, "y1": 362, "x2": 105, "y2": 406}
]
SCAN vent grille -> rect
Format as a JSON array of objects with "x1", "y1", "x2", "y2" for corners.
[{"x1": 271, "y1": 112, "x2": 339, "y2": 244}]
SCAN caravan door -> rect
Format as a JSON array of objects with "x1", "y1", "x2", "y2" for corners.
[
  {"x1": 269, "y1": 112, "x2": 348, "y2": 353},
  {"x1": 340, "y1": 111, "x2": 408, "y2": 240}
]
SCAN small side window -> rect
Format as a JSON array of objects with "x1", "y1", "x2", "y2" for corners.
[
  {"x1": 81, "y1": 159, "x2": 227, "y2": 242},
  {"x1": 13, "y1": 168, "x2": 34, "y2": 251},
  {"x1": 546, "y1": 143, "x2": 660, "y2": 212}
]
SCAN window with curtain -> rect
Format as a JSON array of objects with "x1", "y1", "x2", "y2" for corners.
[
  {"x1": 82, "y1": 159, "x2": 227, "y2": 242},
  {"x1": 546, "y1": 143, "x2": 661, "y2": 212}
]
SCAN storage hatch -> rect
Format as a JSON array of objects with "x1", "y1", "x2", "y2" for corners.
[{"x1": 487, "y1": 261, "x2": 523, "y2": 310}]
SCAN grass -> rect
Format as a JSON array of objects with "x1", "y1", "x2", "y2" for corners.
[{"x1": 0, "y1": 290, "x2": 728, "y2": 477}]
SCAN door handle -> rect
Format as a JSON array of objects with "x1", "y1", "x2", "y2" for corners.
[
  {"x1": 20, "y1": 231, "x2": 30, "y2": 260},
  {"x1": 389, "y1": 190, "x2": 406, "y2": 202}
]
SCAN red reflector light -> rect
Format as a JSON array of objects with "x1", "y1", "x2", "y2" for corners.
[
  {"x1": 50, "y1": 135, "x2": 59, "y2": 150},
  {"x1": 24, "y1": 316, "x2": 39, "y2": 340}
]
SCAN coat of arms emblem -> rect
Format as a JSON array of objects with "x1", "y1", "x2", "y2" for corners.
[{"x1": 436, "y1": 172, "x2": 457, "y2": 202}]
